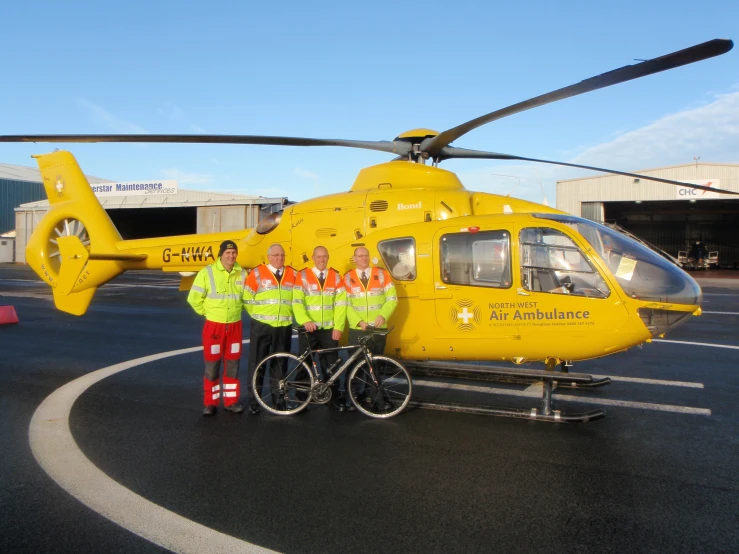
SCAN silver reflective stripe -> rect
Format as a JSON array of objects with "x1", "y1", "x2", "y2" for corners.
[
  {"x1": 278, "y1": 316, "x2": 293, "y2": 322},
  {"x1": 212, "y1": 385, "x2": 220, "y2": 392},
  {"x1": 206, "y1": 265, "x2": 217, "y2": 294},
  {"x1": 212, "y1": 393, "x2": 221, "y2": 400},
  {"x1": 254, "y1": 314, "x2": 279, "y2": 321},
  {"x1": 252, "y1": 299, "x2": 281, "y2": 305},
  {"x1": 223, "y1": 383, "x2": 237, "y2": 390},
  {"x1": 208, "y1": 293, "x2": 241, "y2": 300},
  {"x1": 368, "y1": 303, "x2": 385, "y2": 310},
  {"x1": 335, "y1": 300, "x2": 348, "y2": 306},
  {"x1": 378, "y1": 270, "x2": 385, "y2": 286},
  {"x1": 223, "y1": 392, "x2": 238, "y2": 398},
  {"x1": 191, "y1": 285, "x2": 205, "y2": 293},
  {"x1": 367, "y1": 290, "x2": 384, "y2": 297},
  {"x1": 385, "y1": 295, "x2": 398, "y2": 302}
]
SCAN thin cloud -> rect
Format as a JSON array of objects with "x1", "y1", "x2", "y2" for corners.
[
  {"x1": 77, "y1": 98, "x2": 149, "y2": 133},
  {"x1": 160, "y1": 168, "x2": 215, "y2": 186},
  {"x1": 156, "y1": 102, "x2": 184, "y2": 121},
  {"x1": 293, "y1": 166, "x2": 319, "y2": 181},
  {"x1": 570, "y1": 90, "x2": 739, "y2": 171},
  {"x1": 459, "y1": 89, "x2": 739, "y2": 205}
]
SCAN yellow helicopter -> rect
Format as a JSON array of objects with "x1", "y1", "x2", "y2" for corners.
[{"x1": 2, "y1": 38, "x2": 735, "y2": 370}]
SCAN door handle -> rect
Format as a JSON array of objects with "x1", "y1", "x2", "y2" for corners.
[{"x1": 517, "y1": 288, "x2": 530, "y2": 296}]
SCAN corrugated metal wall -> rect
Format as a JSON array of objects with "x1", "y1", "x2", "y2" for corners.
[
  {"x1": 0, "y1": 179, "x2": 45, "y2": 233},
  {"x1": 14, "y1": 209, "x2": 47, "y2": 263},
  {"x1": 557, "y1": 163, "x2": 739, "y2": 216}
]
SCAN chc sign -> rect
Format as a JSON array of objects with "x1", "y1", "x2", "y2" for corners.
[{"x1": 675, "y1": 179, "x2": 720, "y2": 199}]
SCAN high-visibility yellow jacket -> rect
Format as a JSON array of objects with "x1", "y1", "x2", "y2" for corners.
[
  {"x1": 343, "y1": 267, "x2": 397, "y2": 330},
  {"x1": 293, "y1": 267, "x2": 347, "y2": 331},
  {"x1": 243, "y1": 264, "x2": 297, "y2": 327},
  {"x1": 187, "y1": 260, "x2": 247, "y2": 323}
]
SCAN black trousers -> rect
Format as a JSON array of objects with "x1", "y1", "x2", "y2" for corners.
[
  {"x1": 299, "y1": 328, "x2": 341, "y2": 404},
  {"x1": 348, "y1": 328, "x2": 387, "y2": 355},
  {"x1": 247, "y1": 320, "x2": 293, "y2": 407}
]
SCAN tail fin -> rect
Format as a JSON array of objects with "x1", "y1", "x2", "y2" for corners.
[{"x1": 27, "y1": 151, "x2": 125, "y2": 315}]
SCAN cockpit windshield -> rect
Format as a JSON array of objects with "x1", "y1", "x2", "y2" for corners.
[{"x1": 534, "y1": 214, "x2": 702, "y2": 307}]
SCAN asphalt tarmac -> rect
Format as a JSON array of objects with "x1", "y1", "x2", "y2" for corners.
[{"x1": 1, "y1": 264, "x2": 738, "y2": 553}]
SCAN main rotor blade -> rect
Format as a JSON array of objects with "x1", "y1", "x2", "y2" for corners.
[
  {"x1": 0, "y1": 134, "x2": 410, "y2": 156},
  {"x1": 440, "y1": 146, "x2": 739, "y2": 196},
  {"x1": 423, "y1": 39, "x2": 734, "y2": 158}
]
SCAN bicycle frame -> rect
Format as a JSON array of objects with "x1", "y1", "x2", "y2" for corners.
[
  {"x1": 287, "y1": 328, "x2": 391, "y2": 393},
  {"x1": 291, "y1": 340, "x2": 371, "y2": 390}
]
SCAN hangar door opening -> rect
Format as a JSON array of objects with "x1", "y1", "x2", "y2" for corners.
[
  {"x1": 108, "y1": 207, "x2": 197, "y2": 240},
  {"x1": 604, "y1": 199, "x2": 739, "y2": 268}
]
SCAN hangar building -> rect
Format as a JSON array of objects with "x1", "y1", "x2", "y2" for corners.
[
  {"x1": 557, "y1": 162, "x2": 739, "y2": 267},
  {"x1": 7, "y1": 163, "x2": 288, "y2": 263}
]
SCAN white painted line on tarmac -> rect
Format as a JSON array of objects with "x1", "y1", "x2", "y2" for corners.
[
  {"x1": 414, "y1": 379, "x2": 711, "y2": 416},
  {"x1": 653, "y1": 339, "x2": 739, "y2": 351},
  {"x1": 591, "y1": 375, "x2": 703, "y2": 388},
  {"x1": 29, "y1": 341, "x2": 277, "y2": 554}
]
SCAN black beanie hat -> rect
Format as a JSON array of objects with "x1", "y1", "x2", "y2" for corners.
[{"x1": 218, "y1": 240, "x2": 238, "y2": 257}]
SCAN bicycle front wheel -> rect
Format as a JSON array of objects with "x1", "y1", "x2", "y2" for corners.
[
  {"x1": 253, "y1": 353, "x2": 313, "y2": 415},
  {"x1": 347, "y1": 356, "x2": 412, "y2": 418}
]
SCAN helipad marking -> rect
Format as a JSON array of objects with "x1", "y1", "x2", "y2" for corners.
[
  {"x1": 591, "y1": 375, "x2": 703, "y2": 388},
  {"x1": 654, "y1": 339, "x2": 739, "y2": 350},
  {"x1": 415, "y1": 379, "x2": 711, "y2": 415},
  {"x1": 29, "y1": 341, "x2": 277, "y2": 554}
]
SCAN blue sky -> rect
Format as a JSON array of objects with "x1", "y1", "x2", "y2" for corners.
[{"x1": 1, "y1": 1, "x2": 737, "y2": 205}]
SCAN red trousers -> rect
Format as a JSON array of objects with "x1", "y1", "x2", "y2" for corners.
[{"x1": 202, "y1": 320, "x2": 242, "y2": 407}]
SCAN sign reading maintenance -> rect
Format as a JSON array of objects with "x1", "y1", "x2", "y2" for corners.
[{"x1": 91, "y1": 180, "x2": 178, "y2": 197}]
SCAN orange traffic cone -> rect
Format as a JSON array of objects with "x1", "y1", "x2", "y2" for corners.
[{"x1": 0, "y1": 306, "x2": 19, "y2": 325}]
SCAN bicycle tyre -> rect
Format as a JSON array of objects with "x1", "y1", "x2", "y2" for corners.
[
  {"x1": 347, "y1": 356, "x2": 412, "y2": 418},
  {"x1": 253, "y1": 353, "x2": 313, "y2": 415}
]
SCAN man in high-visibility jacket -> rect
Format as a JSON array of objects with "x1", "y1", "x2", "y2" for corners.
[
  {"x1": 343, "y1": 246, "x2": 397, "y2": 355},
  {"x1": 243, "y1": 243, "x2": 297, "y2": 414},
  {"x1": 187, "y1": 240, "x2": 247, "y2": 416},
  {"x1": 293, "y1": 245, "x2": 347, "y2": 410}
]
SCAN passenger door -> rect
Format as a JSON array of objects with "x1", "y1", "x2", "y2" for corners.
[{"x1": 433, "y1": 226, "x2": 520, "y2": 345}]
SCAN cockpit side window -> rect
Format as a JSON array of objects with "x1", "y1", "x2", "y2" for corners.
[
  {"x1": 440, "y1": 231, "x2": 511, "y2": 289},
  {"x1": 520, "y1": 227, "x2": 609, "y2": 298},
  {"x1": 378, "y1": 238, "x2": 416, "y2": 281}
]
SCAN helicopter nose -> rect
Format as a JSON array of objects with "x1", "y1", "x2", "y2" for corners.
[{"x1": 628, "y1": 264, "x2": 703, "y2": 338}]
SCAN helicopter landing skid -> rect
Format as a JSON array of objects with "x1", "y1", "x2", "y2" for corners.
[
  {"x1": 403, "y1": 360, "x2": 608, "y2": 423},
  {"x1": 409, "y1": 398, "x2": 605, "y2": 423},
  {"x1": 403, "y1": 360, "x2": 611, "y2": 389}
]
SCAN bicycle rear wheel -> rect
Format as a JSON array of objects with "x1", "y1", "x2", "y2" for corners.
[
  {"x1": 253, "y1": 353, "x2": 313, "y2": 415},
  {"x1": 347, "y1": 356, "x2": 412, "y2": 418}
]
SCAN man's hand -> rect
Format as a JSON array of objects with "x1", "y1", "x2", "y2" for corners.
[
  {"x1": 331, "y1": 329, "x2": 342, "y2": 341},
  {"x1": 373, "y1": 315, "x2": 385, "y2": 328},
  {"x1": 359, "y1": 321, "x2": 368, "y2": 331},
  {"x1": 304, "y1": 322, "x2": 318, "y2": 332}
]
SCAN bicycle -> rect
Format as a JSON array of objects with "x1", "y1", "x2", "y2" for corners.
[{"x1": 251, "y1": 326, "x2": 412, "y2": 418}]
